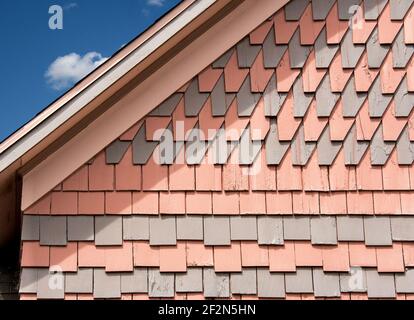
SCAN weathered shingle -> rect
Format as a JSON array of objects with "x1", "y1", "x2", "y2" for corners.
[
  {"x1": 204, "y1": 216, "x2": 231, "y2": 246},
  {"x1": 40, "y1": 216, "x2": 67, "y2": 246},
  {"x1": 284, "y1": 217, "x2": 311, "y2": 240},
  {"x1": 392, "y1": 29, "x2": 414, "y2": 68},
  {"x1": 370, "y1": 126, "x2": 395, "y2": 165},
  {"x1": 285, "y1": 268, "x2": 314, "y2": 293},
  {"x1": 390, "y1": 0, "x2": 414, "y2": 20},
  {"x1": 19, "y1": 268, "x2": 38, "y2": 293},
  {"x1": 263, "y1": 31, "x2": 287, "y2": 68},
  {"x1": 394, "y1": 78, "x2": 414, "y2": 117},
  {"x1": 230, "y1": 269, "x2": 257, "y2": 295},
  {"x1": 132, "y1": 123, "x2": 158, "y2": 165},
  {"x1": 337, "y1": 216, "x2": 365, "y2": 241},
  {"x1": 176, "y1": 268, "x2": 203, "y2": 293},
  {"x1": 316, "y1": 75, "x2": 340, "y2": 117},
  {"x1": 149, "y1": 216, "x2": 177, "y2": 246},
  {"x1": 315, "y1": 29, "x2": 339, "y2": 68},
  {"x1": 341, "y1": 30, "x2": 365, "y2": 68},
  {"x1": 265, "y1": 120, "x2": 290, "y2": 165},
  {"x1": 150, "y1": 94, "x2": 182, "y2": 116},
  {"x1": 93, "y1": 269, "x2": 121, "y2": 299},
  {"x1": 367, "y1": 28, "x2": 390, "y2": 68},
  {"x1": 317, "y1": 127, "x2": 342, "y2": 166},
  {"x1": 121, "y1": 268, "x2": 148, "y2": 293},
  {"x1": 257, "y1": 216, "x2": 284, "y2": 245},
  {"x1": 396, "y1": 127, "x2": 414, "y2": 165},
  {"x1": 237, "y1": 77, "x2": 261, "y2": 117},
  {"x1": 185, "y1": 78, "x2": 209, "y2": 117},
  {"x1": 236, "y1": 37, "x2": 261, "y2": 68},
  {"x1": 123, "y1": 216, "x2": 150, "y2": 241},
  {"x1": 364, "y1": 216, "x2": 392, "y2": 246},
  {"x1": 364, "y1": 0, "x2": 387, "y2": 20},
  {"x1": 257, "y1": 269, "x2": 285, "y2": 298},
  {"x1": 342, "y1": 77, "x2": 366, "y2": 117},
  {"x1": 312, "y1": 0, "x2": 336, "y2": 20},
  {"x1": 106, "y1": 140, "x2": 130, "y2": 164},
  {"x1": 343, "y1": 124, "x2": 369, "y2": 165},
  {"x1": 65, "y1": 269, "x2": 93, "y2": 293},
  {"x1": 289, "y1": 30, "x2": 312, "y2": 68},
  {"x1": 95, "y1": 216, "x2": 123, "y2": 246},
  {"x1": 230, "y1": 216, "x2": 258, "y2": 241},
  {"x1": 203, "y1": 268, "x2": 230, "y2": 298},
  {"x1": 263, "y1": 75, "x2": 287, "y2": 117},
  {"x1": 313, "y1": 269, "x2": 341, "y2": 298},
  {"x1": 391, "y1": 217, "x2": 414, "y2": 241},
  {"x1": 285, "y1": 0, "x2": 310, "y2": 21},
  {"x1": 22, "y1": 215, "x2": 40, "y2": 241},
  {"x1": 311, "y1": 217, "x2": 338, "y2": 245},
  {"x1": 396, "y1": 269, "x2": 414, "y2": 293},
  {"x1": 338, "y1": 0, "x2": 362, "y2": 20},
  {"x1": 68, "y1": 216, "x2": 94, "y2": 242},
  {"x1": 291, "y1": 125, "x2": 316, "y2": 166},
  {"x1": 176, "y1": 216, "x2": 204, "y2": 240},
  {"x1": 212, "y1": 49, "x2": 233, "y2": 68},
  {"x1": 366, "y1": 270, "x2": 396, "y2": 298},
  {"x1": 293, "y1": 76, "x2": 313, "y2": 117},
  {"x1": 368, "y1": 77, "x2": 392, "y2": 117},
  {"x1": 148, "y1": 269, "x2": 174, "y2": 298}
]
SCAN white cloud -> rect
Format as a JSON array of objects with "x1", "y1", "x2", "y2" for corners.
[
  {"x1": 147, "y1": 0, "x2": 165, "y2": 7},
  {"x1": 45, "y1": 52, "x2": 108, "y2": 90}
]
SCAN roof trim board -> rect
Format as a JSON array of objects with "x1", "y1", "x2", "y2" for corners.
[
  {"x1": 0, "y1": 0, "x2": 217, "y2": 173},
  {"x1": 21, "y1": 0, "x2": 291, "y2": 210}
]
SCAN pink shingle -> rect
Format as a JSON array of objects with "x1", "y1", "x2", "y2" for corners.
[
  {"x1": 250, "y1": 51, "x2": 273, "y2": 92},
  {"x1": 132, "y1": 192, "x2": 158, "y2": 214},
  {"x1": 25, "y1": 194, "x2": 51, "y2": 215},
  {"x1": 241, "y1": 242, "x2": 269, "y2": 267},
  {"x1": 133, "y1": 241, "x2": 160, "y2": 267},
  {"x1": 349, "y1": 243, "x2": 377, "y2": 267},
  {"x1": 250, "y1": 20, "x2": 273, "y2": 44},
  {"x1": 303, "y1": 100, "x2": 328, "y2": 141},
  {"x1": 373, "y1": 191, "x2": 401, "y2": 214},
  {"x1": 105, "y1": 242, "x2": 134, "y2": 272},
  {"x1": 159, "y1": 192, "x2": 185, "y2": 214},
  {"x1": 169, "y1": 163, "x2": 195, "y2": 191},
  {"x1": 214, "y1": 242, "x2": 242, "y2": 272},
  {"x1": 50, "y1": 243, "x2": 78, "y2": 272},
  {"x1": 186, "y1": 192, "x2": 212, "y2": 214},
  {"x1": 325, "y1": 3, "x2": 348, "y2": 44},
  {"x1": 266, "y1": 192, "x2": 293, "y2": 214},
  {"x1": 268, "y1": 242, "x2": 296, "y2": 272},
  {"x1": 292, "y1": 192, "x2": 319, "y2": 215},
  {"x1": 329, "y1": 150, "x2": 357, "y2": 191},
  {"x1": 89, "y1": 152, "x2": 114, "y2": 191},
  {"x1": 198, "y1": 66, "x2": 222, "y2": 92},
  {"x1": 322, "y1": 243, "x2": 350, "y2": 272},
  {"x1": 273, "y1": 9, "x2": 298, "y2": 44},
  {"x1": 105, "y1": 192, "x2": 132, "y2": 215},
  {"x1": 299, "y1": 4, "x2": 324, "y2": 45},
  {"x1": 277, "y1": 93, "x2": 301, "y2": 141},
  {"x1": 276, "y1": 52, "x2": 300, "y2": 92},
  {"x1": 329, "y1": 53, "x2": 353, "y2": 92},
  {"x1": 21, "y1": 242, "x2": 50, "y2": 267},
  {"x1": 277, "y1": 150, "x2": 303, "y2": 190},
  {"x1": 142, "y1": 155, "x2": 168, "y2": 191},
  {"x1": 186, "y1": 241, "x2": 214, "y2": 267},
  {"x1": 212, "y1": 192, "x2": 239, "y2": 215},
  {"x1": 320, "y1": 192, "x2": 347, "y2": 215},
  {"x1": 78, "y1": 242, "x2": 105, "y2": 267},
  {"x1": 159, "y1": 242, "x2": 187, "y2": 272},
  {"x1": 239, "y1": 191, "x2": 266, "y2": 214},
  {"x1": 249, "y1": 149, "x2": 276, "y2": 191},
  {"x1": 51, "y1": 192, "x2": 78, "y2": 215},
  {"x1": 356, "y1": 152, "x2": 383, "y2": 190},
  {"x1": 78, "y1": 192, "x2": 104, "y2": 215},
  {"x1": 63, "y1": 166, "x2": 88, "y2": 191},
  {"x1": 224, "y1": 51, "x2": 249, "y2": 92},
  {"x1": 294, "y1": 242, "x2": 323, "y2": 267},
  {"x1": 115, "y1": 147, "x2": 141, "y2": 191},
  {"x1": 145, "y1": 117, "x2": 171, "y2": 141},
  {"x1": 376, "y1": 243, "x2": 405, "y2": 272},
  {"x1": 378, "y1": 3, "x2": 402, "y2": 44},
  {"x1": 403, "y1": 243, "x2": 414, "y2": 267},
  {"x1": 354, "y1": 53, "x2": 378, "y2": 92},
  {"x1": 382, "y1": 150, "x2": 410, "y2": 191},
  {"x1": 380, "y1": 53, "x2": 405, "y2": 94},
  {"x1": 347, "y1": 192, "x2": 374, "y2": 215},
  {"x1": 302, "y1": 152, "x2": 330, "y2": 192}
]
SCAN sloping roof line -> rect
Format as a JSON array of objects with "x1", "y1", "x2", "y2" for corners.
[{"x1": 0, "y1": 0, "x2": 215, "y2": 172}]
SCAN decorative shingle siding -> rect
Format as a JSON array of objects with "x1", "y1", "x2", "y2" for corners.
[{"x1": 20, "y1": 0, "x2": 414, "y2": 300}]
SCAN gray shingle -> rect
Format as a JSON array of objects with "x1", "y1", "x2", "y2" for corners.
[
  {"x1": 230, "y1": 269, "x2": 257, "y2": 295},
  {"x1": 311, "y1": 216, "x2": 338, "y2": 245},
  {"x1": 176, "y1": 268, "x2": 203, "y2": 293},
  {"x1": 291, "y1": 125, "x2": 316, "y2": 166},
  {"x1": 186, "y1": 129, "x2": 207, "y2": 165},
  {"x1": 148, "y1": 269, "x2": 174, "y2": 298},
  {"x1": 19, "y1": 268, "x2": 38, "y2": 293},
  {"x1": 293, "y1": 76, "x2": 313, "y2": 117},
  {"x1": 95, "y1": 216, "x2": 123, "y2": 246},
  {"x1": 289, "y1": 30, "x2": 312, "y2": 69},
  {"x1": 123, "y1": 216, "x2": 149, "y2": 241},
  {"x1": 68, "y1": 216, "x2": 94, "y2": 241},
  {"x1": 132, "y1": 123, "x2": 158, "y2": 164},
  {"x1": 37, "y1": 268, "x2": 65, "y2": 300},
  {"x1": 263, "y1": 75, "x2": 287, "y2": 117},
  {"x1": 177, "y1": 216, "x2": 204, "y2": 240},
  {"x1": 393, "y1": 29, "x2": 414, "y2": 68},
  {"x1": 315, "y1": 29, "x2": 339, "y2": 69},
  {"x1": 371, "y1": 126, "x2": 395, "y2": 165},
  {"x1": 368, "y1": 77, "x2": 392, "y2": 117},
  {"x1": 364, "y1": 216, "x2": 392, "y2": 246},
  {"x1": 316, "y1": 75, "x2": 340, "y2": 117},
  {"x1": 342, "y1": 77, "x2": 366, "y2": 116},
  {"x1": 396, "y1": 127, "x2": 414, "y2": 165},
  {"x1": 313, "y1": 269, "x2": 341, "y2": 298},
  {"x1": 343, "y1": 124, "x2": 369, "y2": 165},
  {"x1": 390, "y1": 0, "x2": 414, "y2": 20},
  {"x1": 150, "y1": 93, "x2": 182, "y2": 116},
  {"x1": 364, "y1": 0, "x2": 387, "y2": 20},
  {"x1": 284, "y1": 217, "x2": 311, "y2": 240},
  {"x1": 366, "y1": 270, "x2": 396, "y2": 298},
  {"x1": 391, "y1": 217, "x2": 414, "y2": 241},
  {"x1": 106, "y1": 140, "x2": 130, "y2": 164},
  {"x1": 312, "y1": 0, "x2": 336, "y2": 20},
  {"x1": 257, "y1": 269, "x2": 285, "y2": 298},
  {"x1": 203, "y1": 268, "x2": 230, "y2": 298},
  {"x1": 237, "y1": 77, "x2": 261, "y2": 117},
  {"x1": 265, "y1": 120, "x2": 290, "y2": 165},
  {"x1": 285, "y1": 0, "x2": 309, "y2": 20},
  {"x1": 394, "y1": 78, "x2": 414, "y2": 117},
  {"x1": 257, "y1": 216, "x2": 284, "y2": 245},
  {"x1": 317, "y1": 127, "x2": 342, "y2": 166},
  {"x1": 40, "y1": 216, "x2": 67, "y2": 246},
  {"x1": 211, "y1": 75, "x2": 232, "y2": 117},
  {"x1": 204, "y1": 216, "x2": 231, "y2": 246},
  {"x1": 121, "y1": 268, "x2": 148, "y2": 293},
  {"x1": 212, "y1": 49, "x2": 233, "y2": 69},
  {"x1": 236, "y1": 37, "x2": 261, "y2": 68},
  {"x1": 396, "y1": 269, "x2": 414, "y2": 293},
  {"x1": 337, "y1": 216, "x2": 365, "y2": 241},
  {"x1": 263, "y1": 30, "x2": 287, "y2": 68},
  {"x1": 185, "y1": 78, "x2": 209, "y2": 117},
  {"x1": 238, "y1": 129, "x2": 262, "y2": 165},
  {"x1": 338, "y1": 0, "x2": 362, "y2": 20},
  {"x1": 65, "y1": 269, "x2": 93, "y2": 293},
  {"x1": 149, "y1": 216, "x2": 176, "y2": 246},
  {"x1": 230, "y1": 216, "x2": 257, "y2": 240},
  {"x1": 93, "y1": 269, "x2": 121, "y2": 299},
  {"x1": 341, "y1": 30, "x2": 365, "y2": 68},
  {"x1": 340, "y1": 268, "x2": 368, "y2": 292},
  {"x1": 22, "y1": 215, "x2": 40, "y2": 241},
  {"x1": 285, "y1": 268, "x2": 314, "y2": 293},
  {"x1": 367, "y1": 28, "x2": 390, "y2": 68}
]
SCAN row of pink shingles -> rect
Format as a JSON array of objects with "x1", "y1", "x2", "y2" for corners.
[
  {"x1": 20, "y1": 241, "x2": 414, "y2": 273},
  {"x1": 26, "y1": 189, "x2": 414, "y2": 215}
]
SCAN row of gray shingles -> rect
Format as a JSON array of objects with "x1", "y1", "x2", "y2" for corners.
[
  {"x1": 22, "y1": 214, "x2": 414, "y2": 247},
  {"x1": 19, "y1": 266, "x2": 414, "y2": 299}
]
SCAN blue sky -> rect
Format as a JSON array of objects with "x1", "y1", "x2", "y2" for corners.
[{"x1": 0, "y1": 0, "x2": 180, "y2": 141}]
